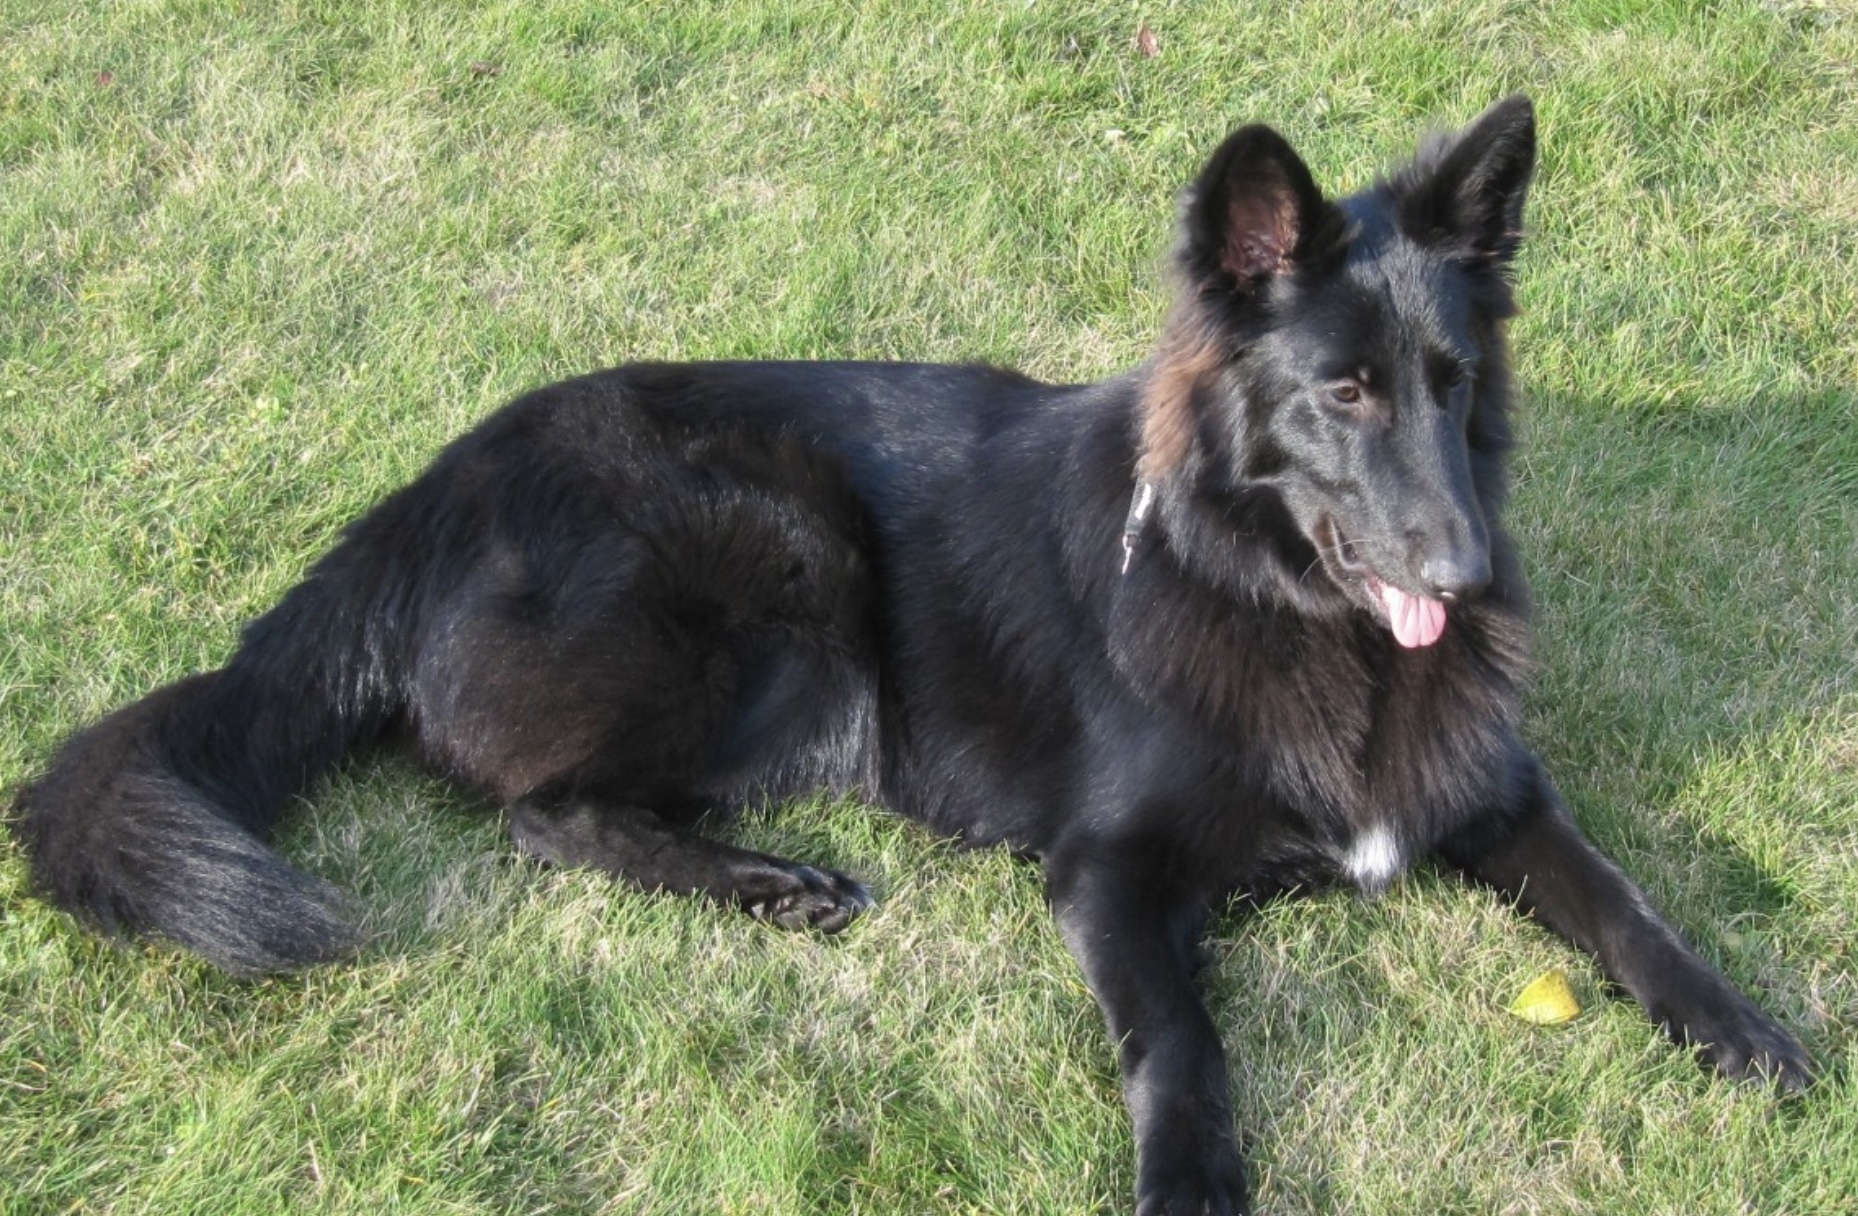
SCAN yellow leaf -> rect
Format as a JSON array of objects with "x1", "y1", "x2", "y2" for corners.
[{"x1": 1508, "y1": 968, "x2": 1581, "y2": 1025}]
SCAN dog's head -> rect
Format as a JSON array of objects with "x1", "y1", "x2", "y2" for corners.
[{"x1": 1138, "y1": 96, "x2": 1535, "y2": 647}]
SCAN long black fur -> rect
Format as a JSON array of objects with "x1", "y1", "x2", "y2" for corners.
[{"x1": 12, "y1": 96, "x2": 1810, "y2": 1213}]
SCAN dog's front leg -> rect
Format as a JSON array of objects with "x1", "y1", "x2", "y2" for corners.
[
  {"x1": 1047, "y1": 848, "x2": 1247, "y2": 1216},
  {"x1": 1441, "y1": 758, "x2": 1813, "y2": 1090}
]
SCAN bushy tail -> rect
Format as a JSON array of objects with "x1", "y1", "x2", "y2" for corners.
[{"x1": 11, "y1": 577, "x2": 396, "y2": 975}]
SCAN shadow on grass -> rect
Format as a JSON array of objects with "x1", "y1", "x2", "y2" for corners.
[{"x1": 1513, "y1": 390, "x2": 1854, "y2": 942}]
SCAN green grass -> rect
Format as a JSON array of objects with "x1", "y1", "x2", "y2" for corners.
[{"x1": 3, "y1": 0, "x2": 1856, "y2": 1212}]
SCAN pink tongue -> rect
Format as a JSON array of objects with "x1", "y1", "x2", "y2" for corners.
[{"x1": 1374, "y1": 579, "x2": 1447, "y2": 648}]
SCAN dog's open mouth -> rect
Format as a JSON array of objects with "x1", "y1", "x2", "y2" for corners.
[{"x1": 1315, "y1": 516, "x2": 1448, "y2": 649}]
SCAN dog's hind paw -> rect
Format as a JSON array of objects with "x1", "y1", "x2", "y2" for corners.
[{"x1": 742, "y1": 862, "x2": 872, "y2": 934}]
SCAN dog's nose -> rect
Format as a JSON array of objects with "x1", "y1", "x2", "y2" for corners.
[{"x1": 1420, "y1": 552, "x2": 1491, "y2": 604}]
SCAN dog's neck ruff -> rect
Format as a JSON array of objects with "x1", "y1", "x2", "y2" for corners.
[{"x1": 1121, "y1": 482, "x2": 1159, "y2": 575}]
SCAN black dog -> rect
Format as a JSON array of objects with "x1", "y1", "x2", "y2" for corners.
[{"x1": 13, "y1": 96, "x2": 1810, "y2": 1213}]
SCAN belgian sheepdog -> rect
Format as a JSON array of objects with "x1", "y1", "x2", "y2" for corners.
[{"x1": 13, "y1": 96, "x2": 1810, "y2": 1213}]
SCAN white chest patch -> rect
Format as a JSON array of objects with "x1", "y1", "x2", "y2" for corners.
[{"x1": 1342, "y1": 825, "x2": 1405, "y2": 894}]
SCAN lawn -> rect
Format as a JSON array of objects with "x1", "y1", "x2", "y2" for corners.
[{"x1": 3, "y1": 1, "x2": 1856, "y2": 1212}]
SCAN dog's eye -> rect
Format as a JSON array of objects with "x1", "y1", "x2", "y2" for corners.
[
  {"x1": 1436, "y1": 359, "x2": 1476, "y2": 394},
  {"x1": 1329, "y1": 382, "x2": 1363, "y2": 406}
]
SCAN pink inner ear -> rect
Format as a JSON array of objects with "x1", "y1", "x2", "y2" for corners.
[{"x1": 1221, "y1": 190, "x2": 1299, "y2": 280}]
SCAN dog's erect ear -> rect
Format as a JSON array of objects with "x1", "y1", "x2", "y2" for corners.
[
  {"x1": 1178, "y1": 124, "x2": 1346, "y2": 293},
  {"x1": 1394, "y1": 94, "x2": 1536, "y2": 263},
  {"x1": 1137, "y1": 126, "x2": 1342, "y2": 485}
]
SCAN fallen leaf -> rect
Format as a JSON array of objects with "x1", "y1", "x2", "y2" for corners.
[
  {"x1": 1508, "y1": 968, "x2": 1581, "y2": 1025},
  {"x1": 469, "y1": 61, "x2": 502, "y2": 79},
  {"x1": 1135, "y1": 23, "x2": 1160, "y2": 59}
]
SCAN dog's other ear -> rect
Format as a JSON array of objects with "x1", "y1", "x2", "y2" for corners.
[
  {"x1": 1178, "y1": 124, "x2": 1347, "y2": 294},
  {"x1": 1394, "y1": 94, "x2": 1536, "y2": 263}
]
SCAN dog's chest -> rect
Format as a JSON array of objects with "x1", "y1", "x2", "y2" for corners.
[
  {"x1": 1295, "y1": 642, "x2": 1520, "y2": 844},
  {"x1": 1116, "y1": 600, "x2": 1526, "y2": 890},
  {"x1": 1336, "y1": 822, "x2": 1405, "y2": 893}
]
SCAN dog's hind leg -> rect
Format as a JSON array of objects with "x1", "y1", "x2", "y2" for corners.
[
  {"x1": 508, "y1": 796, "x2": 871, "y2": 932},
  {"x1": 483, "y1": 630, "x2": 877, "y2": 933},
  {"x1": 404, "y1": 446, "x2": 880, "y2": 932},
  {"x1": 439, "y1": 616, "x2": 876, "y2": 933}
]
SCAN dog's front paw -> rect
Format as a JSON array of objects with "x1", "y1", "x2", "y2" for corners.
[
  {"x1": 1135, "y1": 1140, "x2": 1249, "y2": 1216},
  {"x1": 1653, "y1": 974, "x2": 1813, "y2": 1093},
  {"x1": 1684, "y1": 1001, "x2": 1813, "y2": 1093}
]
